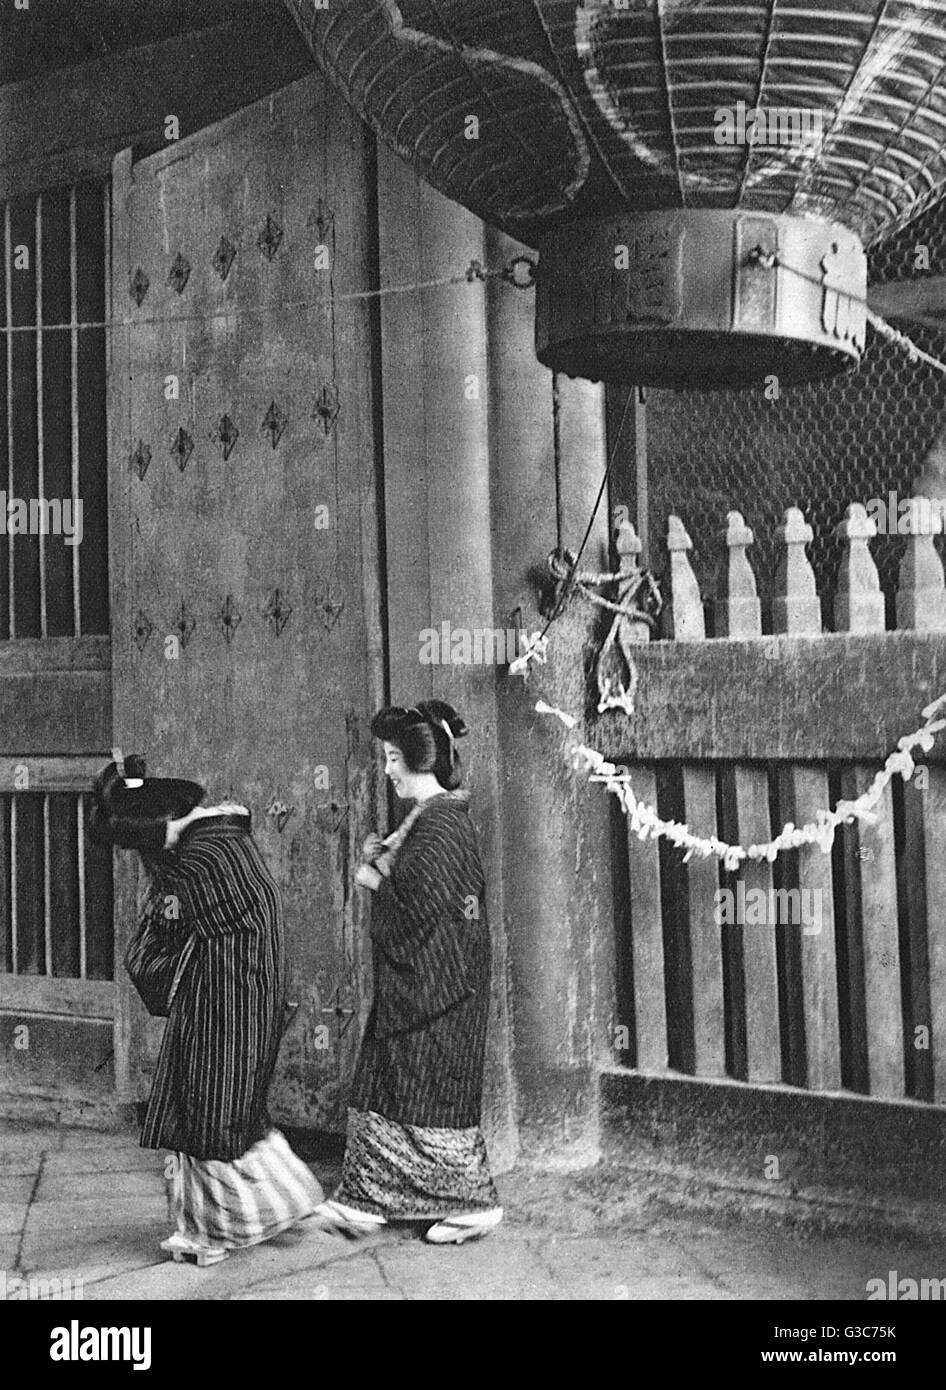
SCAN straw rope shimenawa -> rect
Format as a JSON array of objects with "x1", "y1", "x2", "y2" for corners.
[{"x1": 530, "y1": 695, "x2": 946, "y2": 871}]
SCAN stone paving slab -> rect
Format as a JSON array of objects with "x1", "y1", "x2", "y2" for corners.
[
  {"x1": 36, "y1": 1170, "x2": 165, "y2": 1202},
  {"x1": 373, "y1": 1231, "x2": 562, "y2": 1300},
  {"x1": 41, "y1": 1147, "x2": 165, "y2": 1175},
  {"x1": 534, "y1": 1232, "x2": 710, "y2": 1298},
  {"x1": 56, "y1": 1124, "x2": 139, "y2": 1143},
  {"x1": 0, "y1": 1127, "x2": 65, "y2": 1155},
  {"x1": 655, "y1": 1230, "x2": 812, "y2": 1300},
  {"x1": 0, "y1": 1174, "x2": 38, "y2": 1205},
  {"x1": 86, "y1": 1229, "x2": 393, "y2": 1300},
  {"x1": 0, "y1": 1202, "x2": 26, "y2": 1236},
  {"x1": 17, "y1": 1219, "x2": 169, "y2": 1286},
  {"x1": 230, "y1": 1253, "x2": 403, "y2": 1301},
  {"x1": 30, "y1": 1264, "x2": 160, "y2": 1294},
  {"x1": 0, "y1": 1238, "x2": 20, "y2": 1267},
  {"x1": 613, "y1": 1276, "x2": 735, "y2": 1301},
  {"x1": 0, "y1": 1153, "x2": 44, "y2": 1175},
  {"x1": 660, "y1": 1225, "x2": 942, "y2": 1302},
  {"x1": 23, "y1": 1195, "x2": 170, "y2": 1234},
  {"x1": 84, "y1": 1258, "x2": 219, "y2": 1301}
]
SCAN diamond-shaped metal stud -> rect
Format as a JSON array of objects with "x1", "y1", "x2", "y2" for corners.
[
  {"x1": 213, "y1": 414, "x2": 239, "y2": 461},
  {"x1": 130, "y1": 439, "x2": 152, "y2": 480},
  {"x1": 167, "y1": 252, "x2": 191, "y2": 294},
  {"x1": 219, "y1": 594, "x2": 242, "y2": 645},
  {"x1": 130, "y1": 267, "x2": 150, "y2": 307},
  {"x1": 267, "y1": 797, "x2": 295, "y2": 833},
  {"x1": 314, "y1": 384, "x2": 340, "y2": 436},
  {"x1": 320, "y1": 983, "x2": 356, "y2": 1040},
  {"x1": 262, "y1": 588, "x2": 292, "y2": 637},
  {"x1": 171, "y1": 427, "x2": 193, "y2": 472},
  {"x1": 308, "y1": 198, "x2": 335, "y2": 243},
  {"x1": 174, "y1": 599, "x2": 196, "y2": 650},
  {"x1": 257, "y1": 214, "x2": 283, "y2": 261},
  {"x1": 133, "y1": 610, "x2": 154, "y2": 652},
  {"x1": 315, "y1": 582, "x2": 344, "y2": 631},
  {"x1": 261, "y1": 400, "x2": 288, "y2": 449},
  {"x1": 212, "y1": 235, "x2": 236, "y2": 281}
]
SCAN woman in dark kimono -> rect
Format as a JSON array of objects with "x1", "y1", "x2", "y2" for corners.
[
  {"x1": 315, "y1": 701, "x2": 503, "y2": 1244},
  {"x1": 92, "y1": 758, "x2": 322, "y2": 1265}
]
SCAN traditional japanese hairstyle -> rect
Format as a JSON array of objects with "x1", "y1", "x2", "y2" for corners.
[
  {"x1": 89, "y1": 754, "x2": 205, "y2": 851},
  {"x1": 370, "y1": 700, "x2": 468, "y2": 790}
]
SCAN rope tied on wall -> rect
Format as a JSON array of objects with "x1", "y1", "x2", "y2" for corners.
[
  {"x1": 511, "y1": 535, "x2": 662, "y2": 718},
  {"x1": 544, "y1": 545, "x2": 662, "y2": 624}
]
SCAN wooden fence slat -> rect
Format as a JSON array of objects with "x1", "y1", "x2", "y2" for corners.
[
  {"x1": 624, "y1": 764, "x2": 667, "y2": 1071},
  {"x1": 715, "y1": 512, "x2": 780, "y2": 1082},
  {"x1": 834, "y1": 505, "x2": 904, "y2": 1099},
  {"x1": 714, "y1": 510, "x2": 761, "y2": 638},
  {"x1": 614, "y1": 517, "x2": 651, "y2": 646},
  {"x1": 773, "y1": 508, "x2": 841, "y2": 1091},
  {"x1": 917, "y1": 769, "x2": 946, "y2": 1102},
  {"x1": 777, "y1": 766, "x2": 841, "y2": 1090},
  {"x1": 720, "y1": 766, "x2": 781, "y2": 1081},
  {"x1": 666, "y1": 514, "x2": 704, "y2": 640},
  {"x1": 663, "y1": 517, "x2": 726, "y2": 1075},
  {"x1": 896, "y1": 500, "x2": 946, "y2": 1100},
  {"x1": 773, "y1": 506, "x2": 821, "y2": 634},
  {"x1": 681, "y1": 766, "x2": 727, "y2": 1077},
  {"x1": 895, "y1": 495, "x2": 946, "y2": 633},
  {"x1": 901, "y1": 769, "x2": 946, "y2": 1102},
  {"x1": 839, "y1": 770, "x2": 904, "y2": 1097},
  {"x1": 609, "y1": 518, "x2": 666, "y2": 1068},
  {"x1": 835, "y1": 503, "x2": 886, "y2": 632}
]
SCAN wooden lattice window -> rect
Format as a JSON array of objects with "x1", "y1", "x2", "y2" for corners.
[
  {"x1": 0, "y1": 179, "x2": 110, "y2": 638},
  {"x1": 0, "y1": 784, "x2": 113, "y2": 982}
]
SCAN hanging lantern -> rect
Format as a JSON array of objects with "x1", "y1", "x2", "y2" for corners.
[{"x1": 285, "y1": 1, "x2": 946, "y2": 388}]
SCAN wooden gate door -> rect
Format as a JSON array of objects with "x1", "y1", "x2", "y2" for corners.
[{"x1": 108, "y1": 75, "x2": 384, "y2": 1130}]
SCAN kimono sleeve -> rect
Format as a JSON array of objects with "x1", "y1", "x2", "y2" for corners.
[
  {"x1": 371, "y1": 807, "x2": 467, "y2": 961},
  {"x1": 140, "y1": 875, "x2": 186, "y2": 940},
  {"x1": 131, "y1": 878, "x2": 179, "y2": 950},
  {"x1": 123, "y1": 877, "x2": 191, "y2": 1017}
]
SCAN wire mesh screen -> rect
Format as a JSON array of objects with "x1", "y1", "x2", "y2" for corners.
[
  {"x1": 608, "y1": 197, "x2": 946, "y2": 622},
  {"x1": 870, "y1": 190, "x2": 946, "y2": 285}
]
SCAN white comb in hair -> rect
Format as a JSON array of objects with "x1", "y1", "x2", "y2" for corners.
[{"x1": 112, "y1": 745, "x2": 144, "y2": 788}]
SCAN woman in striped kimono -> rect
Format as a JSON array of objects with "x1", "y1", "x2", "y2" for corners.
[
  {"x1": 92, "y1": 759, "x2": 322, "y2": 1266},
  {"x1": 315, "y1": 701, "x2": 503, "y2": 1245}
]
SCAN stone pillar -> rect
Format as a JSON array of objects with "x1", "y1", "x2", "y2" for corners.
[
  {"x1": 486, "y1": 224, "x2": 616, "y2": 1167},
  {"x1": 376, "y1": 148, "x2": 517, "y2": 1169}
]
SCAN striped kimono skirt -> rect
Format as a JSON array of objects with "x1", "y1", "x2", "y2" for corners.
[
  {"x1": 139, "y1": 817, "x2": 322, "y2": 1249},
  {"x1": 334, "y1": 793, "x2": 500, "y2": 1220}
]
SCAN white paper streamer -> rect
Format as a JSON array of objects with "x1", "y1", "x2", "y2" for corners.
[{"x1": 534, "y1": 698, "x2": 946, "y2": 865}]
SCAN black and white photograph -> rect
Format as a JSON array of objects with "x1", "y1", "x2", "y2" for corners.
[{"x1": 1, "y1": 0, "x2": 946, "y2": 1340}]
